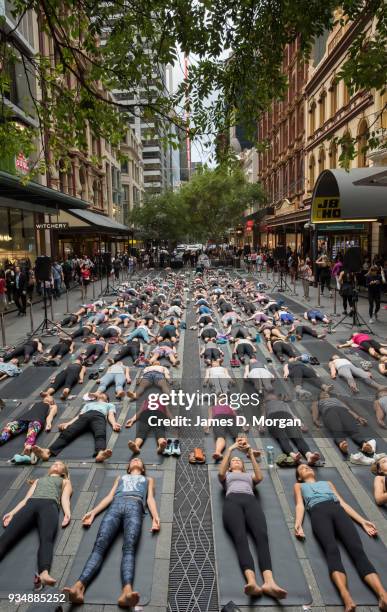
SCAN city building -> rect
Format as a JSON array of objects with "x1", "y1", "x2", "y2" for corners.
[
  {"x1": 120, "y1": 129, "x2": 144, "y2": 224},
  {"x1": 304, "y1": 12, "x2": 387, "y2": 259},
  {"x1": 255, "y1": 38, "x2": 308, "y2": 253}
]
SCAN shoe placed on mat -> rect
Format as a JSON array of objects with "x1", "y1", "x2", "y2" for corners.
[
  {"x1": 172, "y1": 439, "x2": 181, "y2": 456},
  {"x1": 163, "y1": 439, "x2": 174, "y2": 455},
  {"x1": 275, "y1": 453, "x2": 295, "y2": 467},
  {"x1": 350, "y1": 452, "x2": 374, "y2": 465},
  {"x1": 11, "y1": 454, "x2": 32, "y2": 464},
  {"x1": 188, "y1": 447, "x2": 206, "y2": 464}
]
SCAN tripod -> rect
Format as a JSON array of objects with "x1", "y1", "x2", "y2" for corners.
[
  {"x1": 28, "y1": 286, "x2": 70, "y2": 337},
  {"x1": 271, "y1": 267, "x2": 293, "y2": 293},
  {"x1": 330, "y1": 292, "x2": 372, "y2": 333},
  {"x1": 99, "y1": 263, "x2": 119, "y2": 297}
]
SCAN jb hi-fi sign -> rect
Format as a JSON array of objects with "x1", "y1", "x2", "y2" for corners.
[{"x1": 311, "y1": 197, "x2": 341, "y2": 222}]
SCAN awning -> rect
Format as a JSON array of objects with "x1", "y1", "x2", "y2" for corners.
[
  {"x1": 68, "y1": 208, "x2": 130, "y2": 233},
  {"x1": 311, "y1": 168, "x2": 387, "y2": 223},
  {"x1": 265, "y1": 209, "x2": 310, "y2": 228},
  {"x1": 54, "y1": 209, "x2": 131, "y2": 236},
  {"x1": 0, "y1": 171, "x2": 88, "y2": 210}
]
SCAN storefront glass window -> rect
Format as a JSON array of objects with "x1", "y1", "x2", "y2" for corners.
[{"x1": 0, "y1": 208, "x2": 36, "y2": 267}]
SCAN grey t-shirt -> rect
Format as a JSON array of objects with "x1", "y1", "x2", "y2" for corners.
[
  {"x1": 265, "y1": 399, "x2": 293, "y2": 417},
  {"x1": 225, "y1": 471, "x2": 254, "y2": 496},
  {"x1": 318, "y1": 397, "x2": 346, "y2": 417},
  {"x1": 206, "y1": 340, "x2": 218, "y2": 351}
]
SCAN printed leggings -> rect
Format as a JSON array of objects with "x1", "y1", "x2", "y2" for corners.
[
  {"x1": 0, "y1": 420, "x2": 42, "y2": 447},
  {"x1": 222, "y1": 493, "x2": 272, "y2": 574},
  {"x1": 79, "y1": 497, "x2": 143, "y2": 587}
]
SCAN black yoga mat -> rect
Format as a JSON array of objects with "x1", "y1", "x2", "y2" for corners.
[
  {"x1": 0, "y1": 467, "x2": 89, "y2": 597},
  {"x1": 0, "y1": 466, "x2": 24, "y2": 497},
  {"x1": 271, "y1": 293, "x2": 305, "y2": 315},
  {"x1": 0, "y1": 367, "x2": 55, "y2": 399},
  {"x1": 113, "y1": 423, "x2": 164, "y2": 464},
  {"x1": 56, "y1": 405, "x2": 121, "y2": 461},
  {"x1": 350, "y1": 465, "x2": 387, "y2": 516},
  {"x1": 210, "y1": 470, "x2": 312, "y2": 606},
  {"x1": 65, "y1": 469, "x2": 163, "y2": 605},
  {"x1": 278, "y1": 467, "x2": 387, "y2": 605}
]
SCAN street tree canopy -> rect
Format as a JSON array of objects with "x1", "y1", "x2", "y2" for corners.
[
  {"x1": 131, "y1": 167, "x2": 265, "y2": 243},
  {"x1": 1, "y1": 0, "x2": 386, "y2": 174}
]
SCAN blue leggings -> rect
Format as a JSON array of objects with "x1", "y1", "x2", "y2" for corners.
[{"x1": 79, "y1": 497, "x2": 143, "y2": 587}]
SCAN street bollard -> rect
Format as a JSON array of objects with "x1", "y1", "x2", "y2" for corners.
[
  {"x1": 29, "y1": 302, "x2": 34, "y2": 333},
  {"x1": 50, "y1": 295, "x2": 54, "y2": 320},
  {"x1": 317, "y1": 282, "x2": 321, "y2": 307},
  {"x1": 333, "y1": 287, "x2": 337, "y2": 316},
  {"x1": 0, "y1": 314, "x2": 5, "y2": 346},
  {"x1": 92, "y1": 279, "x2": 96, "y2": 299},
  {"x1": 66, "y1": 289, "x2": 69, "y2": 313},
  {"x1": 293, "y1": 277, "x2": 297, "y2": 296},
  {"x1": 100, "y1": 274, "x2": 103, "y2": 296}
]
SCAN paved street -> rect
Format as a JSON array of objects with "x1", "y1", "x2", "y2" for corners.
[{"x1": 0, "y1": 268, "x2": 386, "y2": 612}]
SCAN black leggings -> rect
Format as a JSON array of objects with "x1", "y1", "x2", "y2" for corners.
[
  {"x1": 100, "y1": 328, "x2": 118, "y2": 339},
  {"x1": 0, "y1": 498, "x2": 58, "y2": 572},
  {"x1": 236, "y1": 344, "x2": 254, "y2": 358},
  {"x1": 213, "y1": 415, "x2": 238, "y2": 439},
  {"x1": 5, "y1": 344, "x2": 36, "y2": 363},
  {"x1": 83, "y1": 344, "x2": 105, "y2": 361},
  {"x1": 204, "y1": 348, "x2": 221, "y2": 361},
  {"x1": 223, "y1": 493, "x2": 272, "y2": 574},
  {"x1": 52, "y1": 368, "x2": 79, "y2": 392},
  {"x1": 320, "y1": 269, "x2": 331, "y2": 293},
  {"x1": 60, "y1": 315, "x2": 77, "y2": 327},
  {"x1": 231, "y1": 326, "x2": 249, "y2": 339},
  {"x1": 71, "y1": 327, "x2": 91, "y2": 339},
  {"x1": 50, "y1": 411, "x2": 106, "y2": 456},
  {"x1": 322, "y1": 408, "x2": 369, "y2": 449},
  {"x1": 309, "y1": 500, "x2": 375, "y2": 578},
  {"x1": 342, "y1": 294, "x2": 353, "y2": 311},
  {"x1": 289, "y1": 364, "x2": 322, "y2": 388},
  {"x1": 368, "y1": 291, "x2": 381, "y2": 318},
  {"x1": 113, "y1": 345, "x2": 140, "y2": 363},
  {"x1": 136, "y1": 410, "x2": 166, "y2": 441},
  {"x1": 49, "y1": 343, "x2": 70, "y2": 358},
  {"x1": 272, "y1": 341, "x2": 296, "y2": 359},
  {"x1": 267, "y1": 411, "x2": 310, "y2": 456},
  {"x1": 295, "y1": 325, "x2": 317, "y2": 338}
]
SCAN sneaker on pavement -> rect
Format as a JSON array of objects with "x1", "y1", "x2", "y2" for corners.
[
  {"x1": 163, "y1": 439, "x2": 174, "y2": 456},
  {"x1": 367, "y1": 439, "x2": 376, "y2": 454},
  {"x1": 350, "y1": 452, "x2": 374, "y2": 465},
  {"x1": 369, "y1": 318, "x2": 375, "y2": 324},
  {"x1": 172, "y1": 439, "x2": 181, "y2": 456},
  {"x1": 11, "y1": 454, "x2": 32, "y2": 464}
]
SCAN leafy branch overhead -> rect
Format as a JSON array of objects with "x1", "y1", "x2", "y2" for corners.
[
  {"x1": 130, "y1": 167, "x2": 266, "y2": 242},
  {"x1": 1, "y1": 0, "x2": 386, "y2": 171}
]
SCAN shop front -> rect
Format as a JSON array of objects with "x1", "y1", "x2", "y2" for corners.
[
  {"x1": 315, "y1": 222, "x2": 371, "y2": 259},
  {"x1": 53, "y1": 208, "x2": 132, "y2": 258},
  {"x1": 264, "y1": 209, "x2": 310, "y2": 254},
  {"x1": 0, "y1": 170, "x2": 88, "y2": 268}
]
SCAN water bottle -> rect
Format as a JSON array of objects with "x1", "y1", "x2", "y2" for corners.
[
  {"x1": 289, "y1": 334, "x2": 296, "y2": 342},
  {"x1": 266, "y1": 445, "x2": 274, "y2": 467},
  {"x1": 255, "y1": 333, "x2": 261, "y2": 343}
]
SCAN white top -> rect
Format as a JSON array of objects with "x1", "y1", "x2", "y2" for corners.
[{"x1": 333, "y1": 358, "x2": 351, "y2": 369}]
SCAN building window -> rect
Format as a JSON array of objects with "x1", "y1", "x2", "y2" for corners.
[
  {"x1": 319, "y1": 91, "x2": 326, "y2": 126},
  {"x1": 343, "y1": 83, "x2": 350, "y2": 106},
  {"x1": 357, "y1": 119, "x2": 368, "y2": 167},
  {"x1": 330, "y1": 80, "x2": 338, "y2": 116},
  {"x1": 329, "y1": 141, "x2": 337, "y2": 169},
  {"x1": 309, "y1": 102, "x2": 316, "y2": 135},
  {"x1": 309, "y1": 155, "x2": 315, "y2": 191},
  {"x1": 318, "y1": 147, "x2": 325, "y2": 174}
]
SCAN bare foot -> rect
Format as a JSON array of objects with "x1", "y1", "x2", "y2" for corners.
[
  {"x1": 40, "y1": 570, "x2": 56, "y2": 586},
  {"x1": 95, "y1": 448, "x2": 112, "y2": 462},
  {"x1": 379, "y1": 593, "x2": 387, "y2": 611},
  {"x1": 128, "y1": 440, "x2": 140, "y2": 454},
  {"x1": 362, "y1": 442, "x2": 373, "y2": 454},
  {"x1": 31, "y1": 445, "x2": 50, "y2": 461},
  {"x1": 127, "y1": 391, "x2": 136, "y2": 400},
  {"x1": 307, "y1": 452, "x2": 321, "y2": 465},
  {"x1": 339, "y1": 441, "x2": 349, "y2": 454},
  {"x1": 262, "y1": 581, "x2": 288, "y2": 600},
  {"x1": 244, "y1": 582, "x2": 263, "y2": 597},
  {"x1": 157, "y1": 440, "x2": 167, "y2": 454},
  {"x1": 290, "y1": 452, "x2": 302, "y2": 463},
  {"x1": 40, "y1": 391, "x2": 48, "y2": 397},
  {"x1": 117, "y1": 586, "x2": 139, "y2": 609},
  {"x1": 343, "y1": 597, "x2": 357, "y2": 612},
  {"x1": 63, "y1": 581, "x2": 85, "y2": 604},
  {"x1": 212, "y1": 452, "x2": 223, "y2": 461},
  {"x1": 116, "y1": 390, "x2": 126, "y2": 399}
]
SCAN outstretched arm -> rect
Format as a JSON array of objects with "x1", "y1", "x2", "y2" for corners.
[
  {"x1": 294, "y1": 483, "x2": 305, "y2": 539},
  {"x1": 329, "y1": 481, "x2": 377, "y2": 536},
  {"x1": 61, "y1": 479, "x2": 73, "y2": 526}
]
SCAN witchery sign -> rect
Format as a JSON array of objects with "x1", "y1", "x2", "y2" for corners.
[{"x1": 35, "y1": 222, "x2": 69, "y2": 230}]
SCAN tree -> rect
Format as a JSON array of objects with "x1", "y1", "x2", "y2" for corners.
[
  {"x1": 1, "y1": 0, "x2": 386, "y2": 175},
  {"x1": 178, "y1": 167, "x2": 266, "y2": 243},
  {"x1": 130, "y1": 191, "x2": 187, "y2": 244}
]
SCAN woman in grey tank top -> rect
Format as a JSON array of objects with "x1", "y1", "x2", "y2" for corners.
[
  {"x1": 374, "y1": 389, "x2": 387, "y2": 428},
  {"x1": 0, "y1": 461, "x2": 72, "y2": 588},
  {"x1": 218, "y1": 442, "x2": 287, "y2": 600}
]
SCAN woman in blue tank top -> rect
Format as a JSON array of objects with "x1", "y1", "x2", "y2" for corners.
[
  {"x1": 294, "y1": 464, "x2": 387, "y2": 611},
  {"x1": 64, "y1": 457, "x2": 160, "y2": 609}
]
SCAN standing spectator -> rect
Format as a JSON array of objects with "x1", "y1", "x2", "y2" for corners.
[
  {"x1": 51, "y1": 261, "x2": 63, "y2": 300},
  {"x1": 14, "y1": 266, "x2": 27, "y2": 316},
  {"x1": 331, "y1": 256, "x2": 343, "y2": 290},
  {"x1": 315, "y1": 254, "x2": 332, "y2": 297},
  {"x1": 366, "y1": 265, "x2": 383, "y2": 323},
  {"x1": 26, "y1": 267, "x2": 35, "y2": 303},
  {"x1": 299, "y1": 258, "x2": 313, "y2": 300},
  {"x1": 80, "y1": 265, "x2": 91, "y2": 298},
  {"x1": 62, "y1": 259, "x2": 73, "y2": 290},
  {"x1": 113, "y1": 257, "x2": 121, "y2": 281},
  {"x1": 338, "y1": 269, "x2": 356, "y2": 315},
  {"x1": 5, "y1": 265, "x2": 15, "y2": 304},
  {"x1": 0, "y1": 270, "x2": 6, "y2": 313}
]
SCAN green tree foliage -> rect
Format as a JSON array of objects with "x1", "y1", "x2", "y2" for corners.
[
  {"x1": 1, "y1": 0, "x2": 386, "y2": 175},
  {"x1": 131, "y1": 167, "x2": 265, "y2": 243}
]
